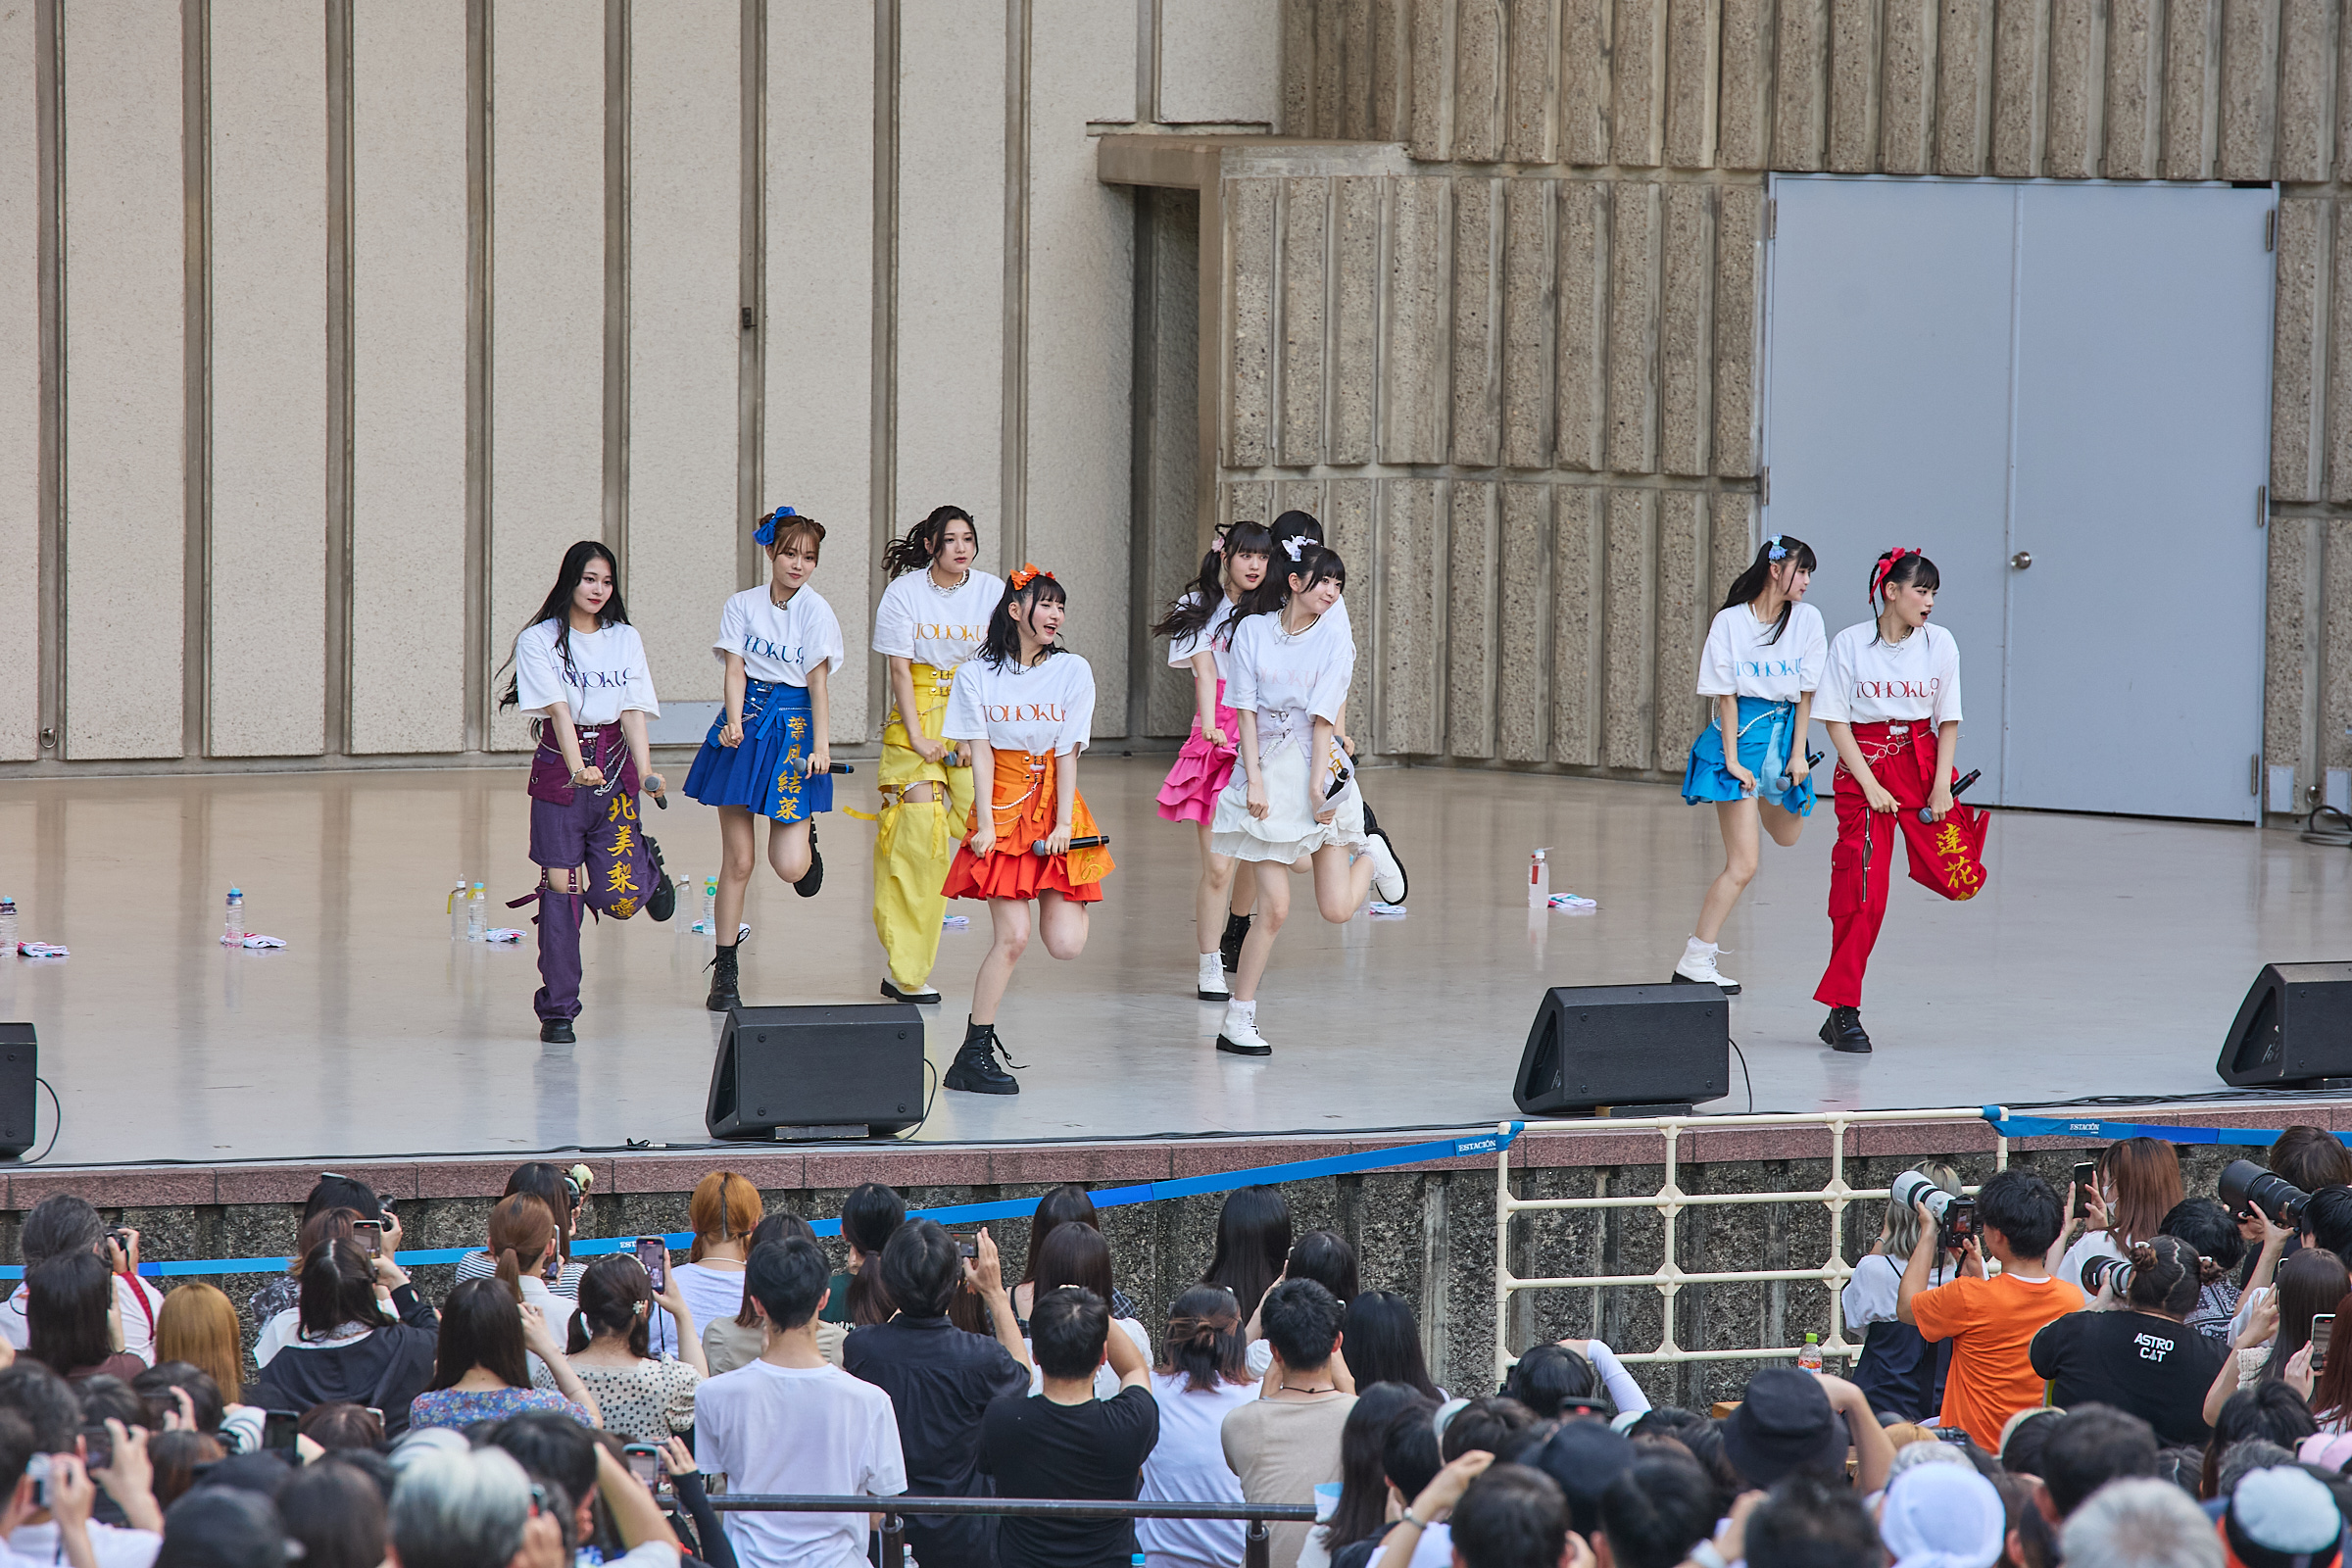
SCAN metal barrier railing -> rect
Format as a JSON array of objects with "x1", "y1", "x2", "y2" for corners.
[
  {"x1": 1492, "y1": 1108, "x2": 2010, "y2": 1385},
  {"x1": 710, "y1": 1494, "x2": 1318, "y2": 1568}
]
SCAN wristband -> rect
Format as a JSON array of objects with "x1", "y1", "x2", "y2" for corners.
[{"x1": 1690, "y1": 1544, "x2": 1730, "y2": 1568}]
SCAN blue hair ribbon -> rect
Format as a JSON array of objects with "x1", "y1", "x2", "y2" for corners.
[
  {"x1": 754, "y1": 506, "x2": 798, "y2": 547},
  {"x1": 1766, "y1": 535, "x2": 1788, "y2": 563}
]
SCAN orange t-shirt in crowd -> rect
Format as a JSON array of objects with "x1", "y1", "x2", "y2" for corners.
[{"x1": 1908, "y1": 1271, "x2": 2084, "y2": 1450}]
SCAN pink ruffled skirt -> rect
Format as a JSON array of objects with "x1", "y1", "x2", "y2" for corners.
[{"x1": 1155, "y1": 678, "x2": 1241, "y2": 824}]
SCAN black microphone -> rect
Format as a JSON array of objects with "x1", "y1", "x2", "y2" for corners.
[
  {"x1": 1033, "y1": 835, "x2": 1111, "y2": 856},
  {"x1": 1918, "y1": 769, "x2": 1982, "y2": 824}
]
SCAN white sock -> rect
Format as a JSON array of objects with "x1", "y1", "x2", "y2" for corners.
[
  {"x1": 1226, "y1": 999, "x2": 1257, "y2": 1026},
  {"x1": 1686, "y1": 935, "x2": 1716, "y2": 956}
]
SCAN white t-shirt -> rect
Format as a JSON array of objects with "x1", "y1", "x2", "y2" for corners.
[
  {"x1": 1696, "y1": 602, "x2": 1828, "y2": 704},
  {"x1": 944, "y1": 653, "x2": 1097, "y2": 758},
  {"x1": 1166, "y1": 592, "x2": 1250, "y2": 683},
  {"x1": 513, "y1": 620, "x2": 660, "y2": 726},
  {"x1": 1138, "y1": 1369, "x2": 1260, "y2": 1568},
  {"x1": 695, "y1": 1360, "x2": 907, "y2": 1568},
  {"x1": 713, "y1": 586, "x2": 846, "y2": 688},
  {"x1": 4, "y1": 1520, "x2": 159, "y2": 1568},
  {"x1": 648, "y1": 1261, "x2": 747, "y2": 1361},
  {"x1": 872, "y1": 568, "x2": 1004, "y2": 669},
  {"x1": 1840, "y1": 1251, "x2": 1951, "y2": 1331},
  {"x1": 1225, "y1": 611, "x2": 1354, "y2": 754},
  {"x1": 1813, "y1": 622, "x2": 1962, "y2": 726},
  {"x1": 0, "y1": 1274, "x2": 165, "y2": 1364}
]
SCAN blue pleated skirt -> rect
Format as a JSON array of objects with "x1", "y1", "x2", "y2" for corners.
[
  {"x1": 682, "y1": 679, "x2": 833, "y2": 822},
  {"x1": 1683, "y1": 695, "x2": 1815, "y2": 815}
]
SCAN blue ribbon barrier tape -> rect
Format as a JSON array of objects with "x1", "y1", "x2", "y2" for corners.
[{"x1": 1981, "y1": 1105, "x2": 2341, "y2": 1148}]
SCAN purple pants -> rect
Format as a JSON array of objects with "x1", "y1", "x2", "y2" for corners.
[{"x1": 524, "y1": 733, "x2": 655, "y2": 1022}]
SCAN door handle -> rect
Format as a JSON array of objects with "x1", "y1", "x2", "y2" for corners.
[{"x1": 2010, "y1": 551, "x2": 2033, "y2": 569}]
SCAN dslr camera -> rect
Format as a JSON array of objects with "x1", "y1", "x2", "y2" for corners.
[
  {"x1": 2080, "y1": 1253, "x2": 2135, "y2": 1298},
  {"x1": 2220, "y1": 1158, "x2": 2310, "y2": 1229},
  {"x1": 1893, "y1": 1171, "x2": 1978, "y2": 1254}
]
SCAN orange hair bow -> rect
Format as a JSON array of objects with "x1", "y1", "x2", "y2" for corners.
[{"x1": 1008, "y1": 563, "x2": 1056, "y2": 590}]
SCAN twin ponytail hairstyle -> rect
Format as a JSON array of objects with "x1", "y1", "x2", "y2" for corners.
[
  {"x1": 978, "y1": 570, "x2": 1070, "y2": 669},
  {"x1": 881, "y1": 506, "x2": 977, "y2": 577},
  {"x1": 2122, "y1": 1234, "x2": 2214, "y2": 1317},
  {"x1": 1153, "y1": 522, "x2": 1276, "y2": 646},
  {"x1": 1718, "y1": 535, "x2": 1817, "y2": 647}
]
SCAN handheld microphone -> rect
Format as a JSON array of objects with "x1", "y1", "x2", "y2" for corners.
[
  {"x1": 1918, "y1": 769, "x2": 1982, "y2": 824},
  {"x1": 1033, "y1": 835, "x2": 1111, "y2": 856}
]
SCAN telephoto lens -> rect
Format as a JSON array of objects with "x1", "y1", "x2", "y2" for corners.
[
  {"x1": 2081, "y1": 1253, "x2": 2136, "y2": 1298},
  {"x1": 2219, "y1": 1158, "x2": 2311, "y2": 1228},
  {"x1": 1891, "y1": 1170, "x2": 1954, "y2": 1223}
]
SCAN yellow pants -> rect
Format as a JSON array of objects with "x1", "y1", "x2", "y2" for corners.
[{"x1": 873, "y1": 664, "x2": 973, "y2": 992}]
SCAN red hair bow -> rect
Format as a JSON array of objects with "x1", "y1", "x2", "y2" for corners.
[{"x1": 1870, "y1": 548, "x2": 1924, "y2": 606}]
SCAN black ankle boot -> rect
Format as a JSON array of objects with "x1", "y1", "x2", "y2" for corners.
[
  {"x1": 796, "y1": 822, "x2": 825, "y2": 898},
  {"x1": 540, "y1": 1017, "x2": 575, "y2": 1045},
  {"x1": 1219, "y1": 911, "x2": 1251, "y2": 973},
  {"x1": 646, "y1": 835, "x2": 676, "y2": 922},
  {"x1": 1820, "y1": 1006, "x2": 1872, "y2": 1054},
  {"x1": 944, "y1": 1018, "x2": 1020, "y2": 1096},
  {"x1": 706, "y1": 944, "x2": 741, "y2": 1013}
]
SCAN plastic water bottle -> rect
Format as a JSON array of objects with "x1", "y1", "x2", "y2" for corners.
[
  {"x1": 1528, "y1": 849, "x2": 1550, "y2": 909},
  {"x1": 449, "y1": 881, "x2": 468, "y2": 941},
  {"x1": 0, "y1": 898, "x2": 16, "y2": 953},
  {"x1": 466, "y1": 883, "x2": 487, "y2": 941},
  {"x1": 702, "y1": 878, "x2": 717, "y2": 932},
  {"x1": 1796, "y1": 1332, "x2": 1823, "y2": 1372},
  {"x1": 223, "y1": 888, "x2": 245, "y2": 944}
]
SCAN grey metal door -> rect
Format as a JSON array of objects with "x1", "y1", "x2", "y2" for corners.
[{"x1": 1762, "y1": 176, "x2": 2273, "y2": 821}]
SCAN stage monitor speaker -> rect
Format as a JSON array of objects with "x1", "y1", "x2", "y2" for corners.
[
  {"x1": 2217, "y1": 962, "x2": 2352, "y2": 1089},
  {"x1": 0, "y1": 1026, "x2": 34, "y2": 1159},
  {"x1": 1514, "y1": 985, "x2": 1728, "y2": 1116},
  {"x1": 707, "y1": 1004, "x2": 924, "y2": 1139}
]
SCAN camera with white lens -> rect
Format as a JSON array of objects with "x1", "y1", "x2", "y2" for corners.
[{"x1": 1892, "y1": 1170, "x2": 1977, "y2": 1254}]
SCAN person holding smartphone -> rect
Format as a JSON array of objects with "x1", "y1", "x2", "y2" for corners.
[
  {"x1": 2029, "y1": 1235, "x2": 2226, "y2": 1446},
  {"x1": 533, "y1": 1254, "x2": 708, "y2": 1446}
]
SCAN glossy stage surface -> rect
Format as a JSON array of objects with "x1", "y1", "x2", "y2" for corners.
[{"x1": 3, "y1": 757, "x2": 2347, "y2": 1165}]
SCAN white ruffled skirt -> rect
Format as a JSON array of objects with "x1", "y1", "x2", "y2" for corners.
[{"x1": 1209, "y1": 737, "x2": 1368, "y2": 863}]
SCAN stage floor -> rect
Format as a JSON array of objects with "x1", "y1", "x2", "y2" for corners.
[{"x1": 3, "y1": 757, "x2": 2347, "y2": 1165}]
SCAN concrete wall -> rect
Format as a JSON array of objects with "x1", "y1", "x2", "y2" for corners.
[{"x1": 0, "y1": 0, "x2": 1281, "y2": 771}]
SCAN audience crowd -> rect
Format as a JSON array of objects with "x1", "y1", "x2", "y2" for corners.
[{"x1": 2, "y1": 1135, "x2": 2352, "y2": 1568}]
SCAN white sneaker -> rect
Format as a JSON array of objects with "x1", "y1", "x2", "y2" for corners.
[
  {"x1": 1672, "y1": 937, "x2": 1740, "y2": 996},
  {"x1": 1365, "y1": 832, "x2": 1406, "y2": 905},
  {"x1": 1197, "y1": 952, "x2": 1230, "y2": 1001},
  {"x1": 1215, "y1": 1000, "x2": 1271, "y2": 1055}
]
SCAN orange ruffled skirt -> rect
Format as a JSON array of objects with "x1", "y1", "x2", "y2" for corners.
[{"x1": 942, "y1": 750, "x2": 1114, "y2": 904}]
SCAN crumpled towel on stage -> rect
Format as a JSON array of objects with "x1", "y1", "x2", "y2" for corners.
[
  {"x1": 221, "y1": 934, "x2": 286, "y2": 949},
  {"x1": 16, "y1": 943, "x2": 67, "y2": 958}
]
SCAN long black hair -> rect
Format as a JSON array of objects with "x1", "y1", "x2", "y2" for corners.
[
  {"x1": 497, "y1": 540, "x2": 628, "y2": 710},
  {"x1": 1341, "y1": 1291, "x2": 1441, "y2": 1399},
  {"x1": 842, "y1": 1183, "x2": 906, "y2": 1328},
  {"x1": 881, "y1": 506, "x2": 977, "y2": 577},
  {"x1": 1869, "y1": 549, "x2": 1942, "y2": 644},
  {"x1": 1718, "y1": 534, "x2": 1817, "y2": 647},
  {"x1": 1201, "y1": 1188, "x2": 1292, "y2": 1322},
  {"x1": 1152, "y1": 522, "x2": 1276, "y2": 646},
  {"x1": 1242, "y1": 542, "x2": 1348, "y2": 619},
  {"x1": 978, "y1": 572, "x2": 1069, "y2": 669}
]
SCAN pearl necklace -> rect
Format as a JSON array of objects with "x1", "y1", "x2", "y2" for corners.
[{"x1": 927, "y1": 567, "x2": 970, "y2": 598}]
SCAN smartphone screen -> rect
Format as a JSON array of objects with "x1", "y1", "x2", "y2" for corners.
[
  {"x1": 353, "y1": 1221, "x2": 383, "y2": 1258},
  {"x1": 2072, "y1": 1162, "x2": 2097, "y2": 1218},
  {"x1": 622, "y1": 1444, "x2": 662, "y2": 1491},
  {"x1": 79, "y1": 1425, "x2": 113, "y2": 1473},
  {"x1": 956, "y1": 1237, "x2": 977, "y2": 1260},
  {"x1": 2316, "y1": 1314, "x2": 2336, "y2": 1375},
  {"x1": 635, "y1": 1236, "x2": 667, "y2": 1292},
  {"x1": 262, "y1": 1411, "x2": 301, "y2": 1452},
  {"x1": 543, "y1": 1248, "x2": 563, "y2": 1285}
]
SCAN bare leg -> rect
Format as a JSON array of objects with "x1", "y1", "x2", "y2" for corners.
[
  {"x1": 1193, "y1": 824, "x2": 1237, "y2": 956},
  {"x1": 1231, "y1": 861, "x2": 1290, "y2": 1003},
  {"x1": 766, "y1": 817, "x2": 812, "y2": 883},
  {"x1": 1760, "y1": 799, "x2": 1805, "y2": 848},
  {"x1": 1312, "y1": 842, "x2": 1376, "y2": 923},
  {"x1": 1693, "y1": 798, "x2": 1762, "y2": 944},
  {"x1": 1037, "y1": 889, "x2": 1090, "y2": 960},
  {"x1": 713, "y1": 807, "x2": 759, "y2": 939},
  {"x1": 971, "y1": 898, "x2": 1032, "y2": 1026}
]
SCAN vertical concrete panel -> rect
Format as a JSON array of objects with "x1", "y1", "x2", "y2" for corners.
[
  {"x1": 1384, "y1": 178, "x2": 1451, "y2": 466},
  {"x1": 1381, "y1": 478, "x2": 1442, "y2": 754},
  {"x1": 1554, "y1": 181, "x2": 1605, "y2": 472},
  {"x1": 1936, "y1": 0, "x2": 1992, "y2": 174},
  {"x1": 1712, "y1": 185, "x2": 1759, "y2": 478},
  {"x1": 1141, "y1": 190, "x2": 1200, "y2": 739},
  {"x1": 1450, "y1": 177, "x2": 1499, "y2": 467},
  {"x1": 1601, "y1": 487, "x2": 1654, "y2": 769},
  {"x1": 1226, "y1": 178, "x2": 1276, "y2": 468},
  {"x1": 1605, "y1": 183, "x2": 1659, "y2": 475},
  {"x1": 2328, "y1": 520, "x2": 2352, "y2": 771},
  {"x1": 2218, "y1": 0, "x2": 2278, "y2": 178},
  {"x1": 1160, "y1": 0, "x2": 1284, "y2": 124},
  {"x1": 1284, "y1": 0, "x2": 1316, "y2": 131},
  {"x1": 1447, "y1": 481, "x2": 1494, "y2": 757},
  {"x1": 1330, "y1": 478, "x2": 1377, "y2": 731},
  {"x1": 1827, "y1": 0, "x2": 1878, "y2": 172},
  {"x1": 2274, "y1": 201, "x2": 2323, "y2": 504},
  {"x1": 1223, "y1": 479, "x2": 1273, "y2": 530},
  {"x1": 349, "y1": 1, "x2": 467, "y2": 756},
  {"x1": 63, "y1": 0, "x2": 185, "y2": 760},
  {"x1": 1339, "y1": 0, "x2": 1377, "y2": 140},
  {"x1": 1613, "y1": 0, "x2": 1664, "y2": 166},
  {"x1": 1373, "y1": 0, "x2": 1414, "y2": 141},
  {"x1": 1275, "y1": 478, "x2": 1328, "y2": 530},
  {"x1": 1315, "y1": 0, "x2": 1345, "y2": 138},
  {"x1": 2267, "y1": 519, "x2": 2311, "y2": 798},
  {"x1": 2044, "y1": 0, "x2": 2095, "y2": 176},
  {"x1": 1560, "y1": 0, "x2": 1611, "y2": 164},
  {"x1": 1456, "y1": 0, "x2": 1504, "y2": 162},
  {"x1": 1506, "y1": 0, "x2": 1557, "y2": 163},
  {"x1": 2276, "y1": 0, "x2": 2329, "y2": 181},
  {"x1": 2328, "y1": 206, "x2": 2352, "y2": 504},
  {"x1": 1663, "y1": 0, "x2": 1716, "y2": 167},
  {"x1": 1653, "y1": 490, "x2": 1702, "y2": 763},
  {"x1": 2103, "y1": 0, "x2": 2158, "y2": 179},
  {"x1": 488, "y1": 0, "x2": 605, "y2": 754},
  {"x1": 900, "y1": 2, "x2": 1004, "y2": 567},
  {"x1": 1332, "y1": 177, "x2": 1382, "y2": 466},
  {"x1": 211, "y1": 1, "x2": 328, "y2": 759},
  {"x1": 1026, "y1": 0, "x2": 1135, "y2": 732},
  {"x1": 627, "y1": 2, "x2": 738, "y2": 706},
  {"x1": 1989, "y1": 0, "x2": 2046, "y2": 176},
  {"x1": 1500, "y1": 179, "x2": 1552, "y2": 470},
  {"x1": 1497, "y1": 483, "x2": 1549, "y2": 761},
  {"x1": 1717, "y1": 0, "x2": 1770, "y2": 169},
  {"x1": 1879, "y1": 0, "x2": 1935, "y2": 172},
  {"x1": 767, "y1": 0, "x2": 875, "y2": 743},
  {"x1": 2338, "y1": 2, "x2": 2352, "y2": 178},
  {"x1": 0, "y1": 2, "x2": 34, "y2": 759},
  {"x1": 2162, "y1": 0, "x2": 2214, "y2": 179},
  {"x1": 1409, "y1": 0, "x2": 1448, "y2": 160},
  {"x1": 1708, "y1": 491, "x2": 1753, "y2": 609},
  {"x1": 1657, "y1": 184, "x2": 1710, "y2": 478},
  {"x1": 1281, "y1": 177, "x2": 1328, "y2": 466},
  {"x1": 1549, "y1": 484, "x2": 1597, "y2": 764},
  {"x1": 1772, "y1": 0, "x2": 1826, "y2": 172}
]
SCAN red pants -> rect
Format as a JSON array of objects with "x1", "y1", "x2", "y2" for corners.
[{"x1": 1814, "y1": 722, "x2": 1970, "y2": 1008}]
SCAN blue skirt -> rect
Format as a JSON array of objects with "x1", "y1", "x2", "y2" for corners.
[
  {"x1": 682, "y1": 679, "x2": 833, "y2": 822},
  {"x1": 1683, "y1": 696, "x2": 1815, "y2": 815}
]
